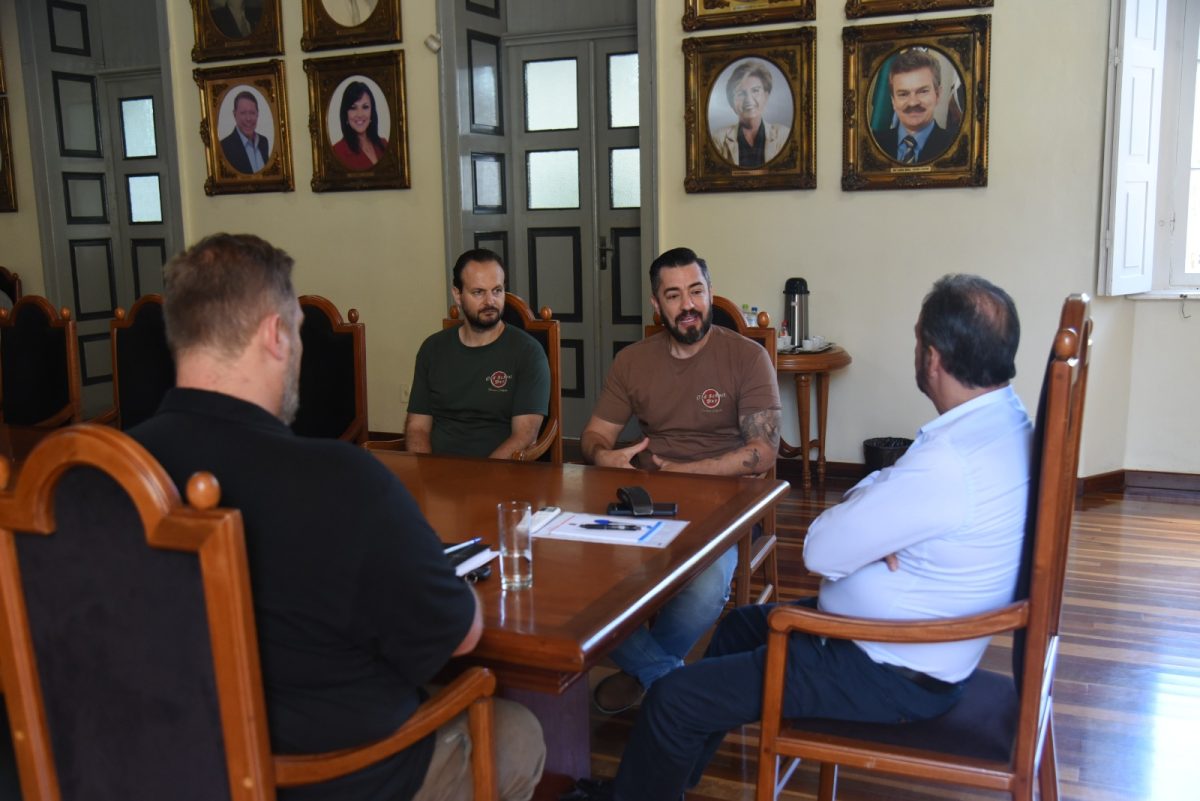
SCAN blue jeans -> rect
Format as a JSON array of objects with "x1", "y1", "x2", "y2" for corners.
[
  {"x1": 612, "y1": 600, "x2": 967, "y2": 801},
  {"x1": 608, "y1": 545, "x2": 738, "y2": 689}
]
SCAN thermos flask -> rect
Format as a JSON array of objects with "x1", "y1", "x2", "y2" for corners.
[{"x1": 783, "y1": 278, "x2": 809, "y2": 342}]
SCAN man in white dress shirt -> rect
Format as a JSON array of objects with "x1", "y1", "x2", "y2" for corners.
[{"x1": 598, "y1": 273, "x2": 1034, "y2": 801}]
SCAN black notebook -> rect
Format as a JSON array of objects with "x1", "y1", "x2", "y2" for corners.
[{"x1": 442, "y1": 539, "x2": 497, "y2": 578}]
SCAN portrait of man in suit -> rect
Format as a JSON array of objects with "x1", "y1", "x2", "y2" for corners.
[
  {"x1": 219, "y1": 88, "x2": 271, "y2": 175},
  {"x1": 871, "y1": 48, "x2": 962, "y2": 166}
]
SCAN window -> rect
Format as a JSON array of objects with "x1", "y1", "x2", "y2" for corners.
[{"x1": 1102, "y1": 0, "x2": 1200, "y2": 295}]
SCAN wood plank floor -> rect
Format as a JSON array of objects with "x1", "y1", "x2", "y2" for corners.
[{"x1": 582, "y1": 481, "x2": 1200, "y2": 801}]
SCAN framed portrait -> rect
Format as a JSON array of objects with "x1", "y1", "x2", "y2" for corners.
[
  {"x1": 843, "y1": 15, "x2": 990, "y2": 190},
  {"x1": 683, "y1": 28, "x2": 816, "y2": 193},
  {"x1": 194, "y1": 60, "x2": 294, "y2": 195},
  {"x1": 0, "y1": 100, "x2": 16, "y2": 213},
  {"x1": 846, "y1": 0, "x2": 993, "y2": 19},
  {"x1": 683, "y1": 0, "x2": 814, "y2": 31},
  {"x1": 190, "y1": 0, "x2": 283, "y2": 63},
  {"x1": 305, "y1": 51, "x2": 409, "y2": 192},
  {"x1": 301, "y1": 0, "x2": 402, "y2": 52}
]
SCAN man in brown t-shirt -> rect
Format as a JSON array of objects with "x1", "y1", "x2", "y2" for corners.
[{"x1": 580, "y1": 247, "x2": 781, "y2": 714}]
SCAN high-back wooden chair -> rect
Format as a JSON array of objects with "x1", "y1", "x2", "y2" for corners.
[
  {"x1": 0, "y1": 266, "x2": 21, "y2": 307},
  {"x1": 0, "y1": 424, "x2": 498, "y2": 801},
  {"x1": 107, "y1": 294, "x2": 175, "y2": 430},
  {"x1": 291, "y1": 295, "x2": 368, "y2": 444},
  {"x1": 646, "y1": 294, "x2": 779, "y2": 607},
  {"x1": 445, "y1": 292, "x2": 563, "y2": 463},
  {"x1": 0, "y1": 296, "x2": 82, "y2": 428},
  {"x1": 755, "y1": 294, "x2": 1093, "y2": 801}
]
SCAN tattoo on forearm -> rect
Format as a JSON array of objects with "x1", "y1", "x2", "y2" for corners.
[
  {"x1": 741, "y1": 448, "x2": 761, "y2": 471},
  {"x1": 740, "y1": 409, "x2": 781, "y2": 449}
]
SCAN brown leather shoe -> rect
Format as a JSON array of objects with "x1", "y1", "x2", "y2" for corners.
[{"x1": 593, "y1": 671, "x2": 644, "y2": 714}]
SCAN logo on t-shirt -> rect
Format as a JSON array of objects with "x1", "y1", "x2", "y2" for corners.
[
  {"x1": 697, "y1": 388, "x2": 725, "y2": 410},
  {"x1": 488, "y1": 370, "x2": 511, "y2": 390}
]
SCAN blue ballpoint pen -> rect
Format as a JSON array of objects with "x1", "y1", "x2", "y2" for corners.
[{"x1": 444, "y1": 536, "x2": 483, "y2": 554}]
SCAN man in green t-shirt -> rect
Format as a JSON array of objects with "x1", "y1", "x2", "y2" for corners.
[{"x1": 405, "y1": 250, "x2": 550, "y2": 459}]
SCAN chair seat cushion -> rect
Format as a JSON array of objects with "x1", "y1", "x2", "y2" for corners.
[{"x1": 784, "y1": 669, "x2": 1018, "y2": 763}]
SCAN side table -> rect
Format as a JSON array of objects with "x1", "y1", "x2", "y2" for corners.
[{"x1": 777, "y1": 345, "x2": 852, "y2": 490}]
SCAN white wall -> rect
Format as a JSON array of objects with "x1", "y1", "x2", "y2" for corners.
[
  {"x1": 653, "y1": 0, "x2": 1145, "y2": 476},
  {"x1": 163, "y1": 0, "x2": 449, "y2": 433}
]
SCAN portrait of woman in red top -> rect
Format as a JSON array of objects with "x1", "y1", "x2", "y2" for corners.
[{"x1": 331, "y1": 80, "x2": 389, "y2": 171}]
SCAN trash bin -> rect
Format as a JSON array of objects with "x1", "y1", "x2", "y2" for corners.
[{"x1": 863, "y1": 437, "x2": 913, "y2": 472}]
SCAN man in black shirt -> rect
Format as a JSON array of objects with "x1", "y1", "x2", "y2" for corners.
[{"x1": 131, "y1": 233, "x2": 544, "y2": 801}]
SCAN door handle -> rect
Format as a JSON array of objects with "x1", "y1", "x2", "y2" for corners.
[{"x1": 598, "y1": 235, "x2": 614, "y2": 271}]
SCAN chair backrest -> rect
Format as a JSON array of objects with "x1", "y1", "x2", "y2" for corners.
[
  {"x1": 1009, "y1": 294, "x2": 1092, "y2": 771},
  {"x1": 645, "y1": 294, "x2": 777, "y2": 367},
  {"x1": 0, "y1": 266, "x2": 21, "y2": 307},
  {"x1": 291, "y1": 295, "x2": 368, "y2": 444},
  {"x1": 110, "y1": 294, "x2": 175, "y2": 430},
  {"x1": 0, "y1": 296, "x2": 82, "y2": 427},
  {"x1": 0, "y1": 425, "x2": 274, "y2": 801},
  {"x1": 445, "y1": 292, "x2": 563, "y2": 463}
]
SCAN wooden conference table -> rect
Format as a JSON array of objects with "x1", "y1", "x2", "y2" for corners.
[{"x1": 370, "y1": 450, "x2": 789, "y2": 778}]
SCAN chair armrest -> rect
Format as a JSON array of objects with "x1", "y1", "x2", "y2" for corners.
[
  {"x1": 510, "y1": 417, "x2": 558, "y2": 462},
  {"x1": 363, "y1": 436, "x2": 407, "y2": 452},
  {"x1": 767, "y1": 600, "x2": 1030, "y2": 644},
  {"x1": 32, "y1": 405, "x2": 78, "y2": 429},
  {"x1": 273, "y1": 666, "x2": 496, "y2": 787},
  {"x1": 88, "y1": 408, "x2": 118, "y2": 427}
]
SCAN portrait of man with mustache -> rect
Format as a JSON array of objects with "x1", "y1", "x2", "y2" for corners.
[{"x1": 872, "y1": 48, "x2": 960, "y2": 166}]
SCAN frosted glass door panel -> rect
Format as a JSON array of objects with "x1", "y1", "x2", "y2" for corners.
[
  {"x1": 127, "y1": 174, "x2": 162, "y2": 223},
  {"x1": 525, "y1": 59, "x2": 578, "y2": 131},
  {"x1": 527, "y1": 149, "x2": 579, "y2": 208},
  {"x1": 121, "y1": 97, "x2": 157, "y2": 158},
  {"x1": 610, "y1": 147, "x2": 640, "y2": 208},
  {"x1": 608, "y1": 53, "x2": 639, "y2": 128}
]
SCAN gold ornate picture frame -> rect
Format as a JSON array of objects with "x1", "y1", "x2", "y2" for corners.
[
  {"x1": 304, "y1": 50, "x2": 409, "y2": 192},
  {"x1": 0, "y1": 99, "x2": 16, "y2": 213},
  {"x1": 301, "y1": 0, "x2": 402, "y2": 52},
  {"x1": 190, "y1": 0, "x2": 283, "y2": 63},
  {"x1": 843, "y1": 15, "x2": 990, "y2": 191},
  {"x1": 683, "y1": 0, "x2": 814, "y2": 31},
  {"x1": 194, "y1": 60, "x2": 294, "y2": 196},
  {"x1": 846, "y1": 0, "x2": 993, "y2": 19},
  {"x1": 684, "y1": 28, "x2": 816, "y2": 193}
]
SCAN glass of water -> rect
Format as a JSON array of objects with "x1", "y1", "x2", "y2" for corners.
[{"x1": 497, "y1": 500, "x2": 533, "y2": 590}]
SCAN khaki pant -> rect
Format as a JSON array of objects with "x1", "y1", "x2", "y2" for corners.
[{"x1": 412, "y1": 698, "x2": 545, "y2": 801}]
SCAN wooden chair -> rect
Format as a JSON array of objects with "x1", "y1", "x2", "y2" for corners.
[
  {"x1": 291, "y1": 295, "x2": 369, "y2": 444},
  {"x1": 755, "y1": 294, "x2": 1093, "y2": 801},
  {"x1": 100, "y1": 294, "x2": 175, "y2": 430},
  {"x1": 646, "y1": 294, "x2": 779, "y2": 607},
  {"x1": 0, "y1": 296, "x2": 82, "y2": 428},
  {"x1": 0, "y1": 266, "x2": 21, "y2": 307},
  {"x1": 443, "y1": 292, "x2": 563, "y2": 463},
  {"x1": 0, "y1": 424, "x2": 498, "y2": 801}
]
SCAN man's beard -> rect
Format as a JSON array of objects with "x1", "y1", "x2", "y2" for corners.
[
  {"x1": 280, "y1": 340, "x2": 301, "y2": 425},
  {"x1": 664, "y1": 306, "x2": 712, "y2": 345},
  {"x1": 915, "y1": 347, "x2": 931, "y2": 398},
  {"x1": 464, "y1": 305, "x2": 502, "y2": 332}
]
